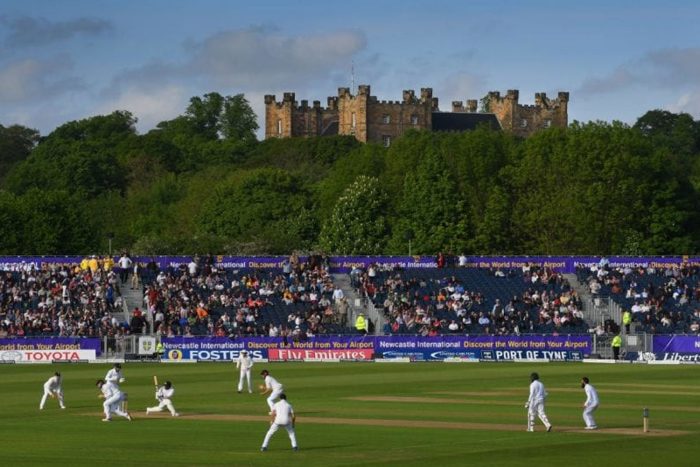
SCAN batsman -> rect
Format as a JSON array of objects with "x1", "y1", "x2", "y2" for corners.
[{"x1": 146, "y1": 376, "x2": 180, "y2": 417}]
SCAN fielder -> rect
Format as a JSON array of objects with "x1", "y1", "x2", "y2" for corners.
[
  {"x1": 260, "y1": 394, "x2": 298, "y2": 452},
  {"x1": 96, "y1": 379, "x2": 132, "y2": 422},
  {"x1": 146, "y1": 381, "x2": 179, "y2": 417},
  {"x1": 525, "y1": 372, "x2": 552, "y2": 432},
  {"x1": 105, "y1": 363, "x2": 126, "y2": 388},
  {"x1": 260, "y1": 369, "x2": 284, "y2": 411},
  {"x1": 40, "y1": 372, "x2": 66, "y2": 410},
  {"x1": 581, "y1": 376, "x2": 599, "y2": 430},
  {"x1": 236, "y1": 350, "x2": 254, "y2": 394}
]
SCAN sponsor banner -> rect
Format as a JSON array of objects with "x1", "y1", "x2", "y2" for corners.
[
  {"x1": 3, "y1": 255, "x2": 700, "y2": 274},
  {"x1": 0, "y1": 349, "x2": 96, "y2": 363},
  {"x1": 375, "y1": 335, "x2": 590, "y2": 361},
  {"x1": 268, "y1": 348, "x2": 373, "y2": 361},
  {"x1": 0, "y1": 338, "x2": 101, "y2": 356},
  {"x1": 629, "y1": 350, "x2": 700, "y2": 363},
  {"x1": 162, "y1": 336, "x2": 374, "y2": 361},
  {"x1": 653, "y1": 335, "x2": 700, "y2": 354}
]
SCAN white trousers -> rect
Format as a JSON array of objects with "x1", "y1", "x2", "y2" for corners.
[
  {"x1": 583, "y1": 404, "x2": 598, "y2": 428},
  {"x1": 528, "y1": 400, "x2": 551, "y2": 431},
  {"x1": 267, "y1": 388, "x2": 284, "y2": 411},
  {"x1": 103, "y1": 393, "x2": 128, "y2": 419},
  {"x1": 238, "y1": 369, "x2": 252, "y2": 392},
  {"x1": 262, "y1": 423, "x2": 297, "y2": 449},
  {"x1": 40, "y1": 389, "x2": 65, "y2": 409},
  {"x1": 148, "y1": 398, "x2": 177, "y2": 416}
]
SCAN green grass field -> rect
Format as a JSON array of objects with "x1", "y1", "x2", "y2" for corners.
[{"x1": 2, "y1": 361, "x2": 699, "y2": 466}]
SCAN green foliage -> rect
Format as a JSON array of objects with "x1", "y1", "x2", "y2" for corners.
[
  {"x1": 318, "y1": 176, "x2": 389, "y2": 254},
  {"x1": 196, "y1": 168, "x2": 315, "y2": 254},
  {"x1": 0, "y1": 124, "x2": 39, "y2": 186},
  {"x1": 2, "y1": 95, "x2": 700, "y2": 255},
  {"x1": 5, "y1": 112, "x2": 135, "y2": 196}
]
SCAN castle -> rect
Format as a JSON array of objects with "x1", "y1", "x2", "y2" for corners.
[{"x1": 264, "y1": 85, "x2": 569, "y2": 146}]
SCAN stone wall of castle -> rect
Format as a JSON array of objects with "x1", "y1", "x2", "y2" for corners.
[
  {"x1": 265, "y1": 85, "x2": 569, "y2": 143},
  {"x1": 486, "y1": 90, "x2": 569, "y2": 138}
]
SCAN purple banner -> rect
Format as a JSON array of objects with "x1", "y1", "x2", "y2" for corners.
[
  {"x1": 375, "y1": 335, "x2": 590, "y2": 361},
  {"x1": 653, "y1": 336, "x2": 700, "y2": 354},
  {"x1": 2, "y1": 255, "x2": 700, "y2": 274},
  {"x1": 0, "y1": 337, "x2": 102, "y2": 355}
]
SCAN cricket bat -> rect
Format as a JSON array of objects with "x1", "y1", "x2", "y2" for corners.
[{"x1": 153, "y1": 375, "x2": 159, "y2": 387}]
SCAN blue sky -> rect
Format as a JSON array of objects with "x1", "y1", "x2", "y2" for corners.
[{"x1": 1, "y1": 0, "x2": 699, "y2": 136}]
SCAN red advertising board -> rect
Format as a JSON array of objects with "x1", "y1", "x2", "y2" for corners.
[{"x1": 268, "y1": 348, "x2": 373, "y2": 361}]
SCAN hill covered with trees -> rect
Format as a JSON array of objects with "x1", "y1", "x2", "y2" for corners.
[{"x1": 2, "y1": 92, "x2": 700, "y2": 256}]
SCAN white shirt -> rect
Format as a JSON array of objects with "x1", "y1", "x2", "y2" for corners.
[
  {"x1": 584, "y1": 383, "x2": 599, "y2": 407},
  {"x1": 265, "y1": 375, "x2": 283, "y2": 392},
  {"x1": 105, "y1": 368, "x2": 122, "y2": 385},
  {"x1": 528, "y1": 380, "x2": 548, "y2": 404},
  {"x1": 237, "y1": 354, "x2": 254, "y2": 371},
  {"x1": 101, "y1": 382, "x2": 121, "y2": 400},
  {"x1": 118, "y1": 256, "x2": 132, "y2": 269},
  {"x1": 44, "y1": 375, "x2": 62, "y2": 392},
  {"x1": 272, "y1": 399, "x2": 294, "y2": 425},
  {"x1": 157, "y1": 386, "x2": 175, "y2": 400}
]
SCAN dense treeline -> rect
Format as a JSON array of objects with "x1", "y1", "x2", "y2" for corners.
[{"x1": 1, "y1": 93, "x2": 700, "y2": 256}]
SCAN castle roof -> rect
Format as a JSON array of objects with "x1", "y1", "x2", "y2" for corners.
[{"x1": 431, "y1": 112, "x2": 501, "y2": 132}]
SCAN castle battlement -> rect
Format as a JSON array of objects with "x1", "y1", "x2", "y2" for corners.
[{"x1": 265, "y1": 85, "x2": 569, "y2": 142}]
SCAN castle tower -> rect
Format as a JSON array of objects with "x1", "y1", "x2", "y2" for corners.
[
  {"x1": 338, "y1": 85, "x2": 371, "y2": 142},
  {"x1": 487, "y1": 90, "x2": 519, "y2": 133},
  {"x1": 264, "y1": 93, "x2": 295, "y2": 139}
]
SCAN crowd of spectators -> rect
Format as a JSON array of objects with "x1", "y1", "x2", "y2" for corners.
[
  {"x1": 353, "y1": 262, "x2": 587, "y2": 336},
  {"x1": 0, "y1": 258, "x2": 125, "y2": 339},
  {"x1": 579, "y1": 261, "x2": 700, "y2": 334},
  {"x1": 140, "y1": 254, "x2": 350, "y2": 339}
]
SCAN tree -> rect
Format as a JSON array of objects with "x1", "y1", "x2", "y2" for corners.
[
  {"x1": 220, "y1": 94, "x2": 258, "y2": 142},
  {"x1": 318, "y1": 176, "x2": 389, "y2": 254},
  {"x1": 388, "y1": 149, "x2": 469, "y2": 254},
  {"x1": 196, "y1": 168, "x2": 315, "y2": 253},
  {"x1": 0, "y1": 124, "x2": 39, "y2": 186},
  {"x1": 185, "y1": 92, "x2": 258, "y2": 142},
  {"x1": 5, "y1": 111, "x2": 135, "y2": 196}
]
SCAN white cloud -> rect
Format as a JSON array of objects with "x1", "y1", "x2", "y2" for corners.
[
  {"x1": 185, "y1": 28, "x2": 366, "y2": 88},
  {"x1": 579, "y1": 47, "x2": 700, "y2": 95},
  {"x1": 95, "y1": 85, "x2": 189, "y2": 133},
  {"x1": 579, "y1": 67, "x2": 637, "y2": 95},
  {"x1": 0, "y1": 58, "x2": 82, "y2": 103},
  {"x1": 669, "y1": 91, "x2": 700, "y2": 118}
]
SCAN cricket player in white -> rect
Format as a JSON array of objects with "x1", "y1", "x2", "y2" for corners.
[
  {"x1": 146, "y1": 381, "x2": 179, "y2": 416},
  {"x1": 581, "y1": 376, "x2": 599, "y2": 430},
  {"x1": 105, "y1": 363, "x2": 125, "y2": 388},
  {"x1": 260, "y1": 394, "x2": 298, "y2": 452},
  {"x1": 40, "y1": 372, "x2": 66, "y2": 410},
  {"x1": 97, "y1": 379, "x2": 131, "y2": 422},
  {"x1": 260, "y1": 369, "x2": 284, "y2": 411},
  {"x1": 526, "y1": 372, "x2": 552, "y2": 432},
  {"x1": 237, "y1": 350, "x2": 254, "y2": 394}
]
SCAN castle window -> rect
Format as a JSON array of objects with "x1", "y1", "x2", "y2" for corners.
[
  {"x1": 351, "y1": 112, "x2": 356, "y2": 129},
  {"x1": 382, "y1": 114, "x2": 391, "y2": 124},
  {"x1": 520, "y1": 119, "x2": 528, "y2": 128},
  {"x1": 411, "y1": 114, "x2": 419, "y2": 125},
  {"x1": 544, "y1": 119, "x2": 552, "y2": 128},
  {"x1": 382, "y1": 135, "x2": 391, "y2": 147}
]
